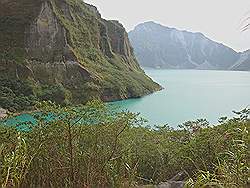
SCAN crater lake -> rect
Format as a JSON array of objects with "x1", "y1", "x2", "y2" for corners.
[{"x1": 112, "y1": 69, "x2": 250, "y2": 128}]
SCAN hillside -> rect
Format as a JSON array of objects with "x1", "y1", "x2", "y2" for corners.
[
  {"x1": 230, "y1": 50, "x2": 250, "y2": 71},
  {"x1": 129, "y1": 21, "x2": 249, "y2": 71},
  {"x1": 0, "y1": 0, "x2": 160, "y2": 111}
]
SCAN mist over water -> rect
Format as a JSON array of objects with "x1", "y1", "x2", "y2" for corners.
[{"x1": 112, "y1": 69, "x2": 250, "y2": 128}]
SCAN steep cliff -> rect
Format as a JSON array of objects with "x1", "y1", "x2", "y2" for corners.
[
  {"x1": 0, "y1": 0, "x2": 160, "y2": 111},
  {"x1": 129, "y1": 21, "x2": 249, "y2": 71}
]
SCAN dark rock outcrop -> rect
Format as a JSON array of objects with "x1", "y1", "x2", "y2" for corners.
[
  {"x1": 0, "y1": 0, "x2": 160, "y2": 107},
  {"x1": 129, "y1": 21, "x2": 250, "y2": 71}
]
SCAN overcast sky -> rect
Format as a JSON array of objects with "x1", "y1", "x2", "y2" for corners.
[{"x1": 85, "y1": 0, "x2": 250, "y2": 52}]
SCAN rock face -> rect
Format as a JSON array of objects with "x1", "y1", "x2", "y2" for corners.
[
  {"x1": 129, "y1": 21, "x2": 250, "y2": 71},
  {"x1": 0, "y1": 0, "x2": 160, "y2": 107}
]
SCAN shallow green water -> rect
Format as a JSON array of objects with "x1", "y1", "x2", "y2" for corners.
[{"x1": 112, "y1": 69, "x2": 250, "y2": 127}]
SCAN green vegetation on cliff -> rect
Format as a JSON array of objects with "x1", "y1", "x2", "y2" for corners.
[
  {"x1": 0, "y1": 76, "x2": 72, "y2": 112},
  {"x1": 0, "y1": 0, "x2": 160, "y2": 111},
  {"x1": 0, "y1": 77, "x2": 36, "y2": 111},
  {"x1": 0, "y1": 101, "x2": 249, "y2": 187}
]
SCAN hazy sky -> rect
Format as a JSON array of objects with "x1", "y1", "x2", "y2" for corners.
[{"x1": 85, "y1": 0, "x2": 250, "y2": 52}]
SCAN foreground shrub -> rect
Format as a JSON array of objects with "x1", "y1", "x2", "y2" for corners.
[{"x1": 0, "y1": 102, "x2": 249, "y2": 187}]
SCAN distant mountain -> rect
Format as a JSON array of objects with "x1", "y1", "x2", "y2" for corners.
[
  {"x1": 129, "y1": 21, "x2": 250, "y2": 71},
  {"x1": 230, "y1": 50, "x2": 250, "y2": 71}
]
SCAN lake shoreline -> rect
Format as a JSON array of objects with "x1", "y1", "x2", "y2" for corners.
[
  {"x1": 112, "y1": 69, "x2": 250, "y2": 127},
  {"x1": 2, "y1": 69, "x2": 250, "y2": 128}
]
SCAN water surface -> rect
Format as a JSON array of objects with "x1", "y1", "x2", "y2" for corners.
[{"x1": 112, "y1": 69, "x2": 250, "y2": 127}]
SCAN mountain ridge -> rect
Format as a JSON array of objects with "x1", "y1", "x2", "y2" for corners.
[{"x1": 129, "y1": 21, "x2": 249, "y2": 71}]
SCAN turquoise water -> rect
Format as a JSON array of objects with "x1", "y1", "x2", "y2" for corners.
[
  {"x1": 2, "y1": 113, "x2": 56, "y2": 131},
  {"x1": 3, "y1": 69, "x2": 250, "y2": 129},
  {"x1": 112, "y1": 69, "x2": 250, "y2": 127},
  {"x1": 3, "y1": 114, "x2": 38, "y2": 131}
]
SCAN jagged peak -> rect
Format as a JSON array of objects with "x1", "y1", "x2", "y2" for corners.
[
  {"x1": 133, "y1": 21, "x2": 205, "y2": 37},
  {"x1": 242, "y1": 49, "x2": 250, "y2": 54},
  {"x1": 133, "y1": 21, "x2": 171, "y2": 31}
]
